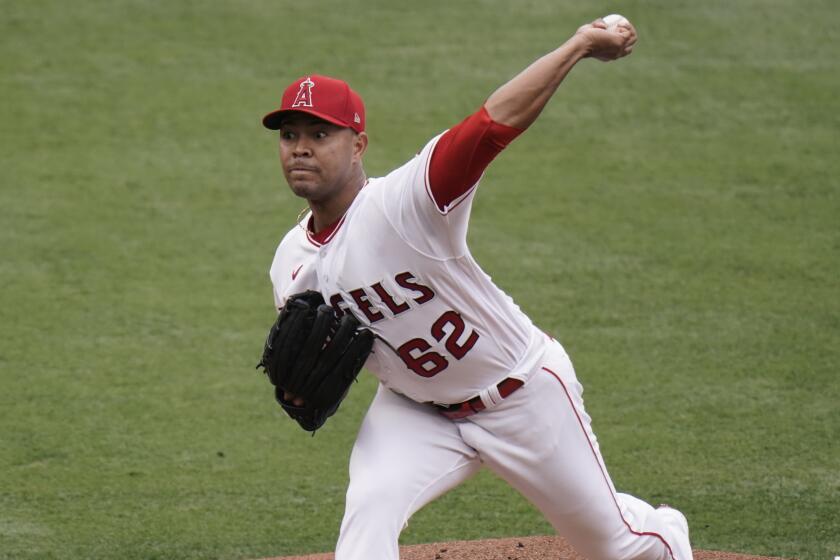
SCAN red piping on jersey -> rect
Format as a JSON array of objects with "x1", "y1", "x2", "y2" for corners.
[
  {"x1": 303, "y1": 180, "x2": 369, "y2": 247},
  {"x1": 305, "y1": 213, "x2": 346, "y2": 247},
  {"x1": 541, "y1": 366, "x2": 678, "y2": 560}
]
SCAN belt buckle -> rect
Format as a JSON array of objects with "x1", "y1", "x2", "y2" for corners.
[
  {"x1": 439, "y1": 393, "x2": 488, "y2": 419},
  {"x1": 437, "y1": 378, "x2": 524, "y2": 420},
  {"x1": 439, "y1": 400, "x2": 478, "y2": 420}
]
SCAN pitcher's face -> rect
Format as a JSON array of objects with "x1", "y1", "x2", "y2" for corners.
[{"x1": 278, "y1": 113, "x2": 366, "y2": 202}]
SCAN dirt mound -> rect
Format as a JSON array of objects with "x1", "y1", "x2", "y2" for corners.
[{"x1": 268, "y1": 534, "x2": 787, "y2": 560}]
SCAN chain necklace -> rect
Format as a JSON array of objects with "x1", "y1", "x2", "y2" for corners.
[{"x1": 296, "y1": 206, "x2": 311, "y2": 234}]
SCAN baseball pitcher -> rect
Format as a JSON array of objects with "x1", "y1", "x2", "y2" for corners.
[{"x1": 257, "y1": 16, "x2": 693, "y2": 560}]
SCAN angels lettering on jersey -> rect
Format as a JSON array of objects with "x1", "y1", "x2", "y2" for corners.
[{"x1": 270, "y1": 129, "x2": 542, "y2": 405}]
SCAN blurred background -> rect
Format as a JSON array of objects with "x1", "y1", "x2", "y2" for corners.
[{"x1": 1, "y1": 1, "x2": 838, "y2": 558}]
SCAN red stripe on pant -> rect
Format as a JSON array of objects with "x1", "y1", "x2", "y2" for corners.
[{"x1": 541, "y1": 366, "x2": 677, "y2": 560}]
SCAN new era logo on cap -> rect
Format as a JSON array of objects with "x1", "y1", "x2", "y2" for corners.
[{"x1": 263, "y1": 75, "x2": 366, "y2": 133}]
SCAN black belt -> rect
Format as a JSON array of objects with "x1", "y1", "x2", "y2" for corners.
[{"x1": 437, "y1": 378, "x2": 524, "y2": 420}]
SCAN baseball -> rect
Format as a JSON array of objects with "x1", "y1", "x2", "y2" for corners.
[{"x1": 602, "y1": 13, "x2": 630, "y2": 31}]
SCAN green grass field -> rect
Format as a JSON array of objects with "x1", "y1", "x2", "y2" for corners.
[{"x1": 2, "y1": 1, "x2": 838, "y2": 559}]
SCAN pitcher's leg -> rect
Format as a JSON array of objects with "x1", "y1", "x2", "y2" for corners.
[
  {"x1": 335, "y1": 384, "x2": 480, "y2": 560},
  {"x1": 462, "y1": 345, "x2": 692, "y2": 560}
]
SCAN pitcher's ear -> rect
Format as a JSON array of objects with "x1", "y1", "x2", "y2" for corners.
[{"x1": 353, "y1": 131, "x2": 369, "y2": 160}]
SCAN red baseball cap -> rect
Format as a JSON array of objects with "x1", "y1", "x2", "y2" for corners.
[{"x1": 262, "y1": 75, "x2": 365, "y2": 133}]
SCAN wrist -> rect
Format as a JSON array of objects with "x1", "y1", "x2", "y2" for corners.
[{"x1": 564, "y1": 33, "x2": 593, "y2": 60}]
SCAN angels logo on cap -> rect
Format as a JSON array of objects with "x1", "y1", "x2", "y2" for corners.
[
  {"x1": 262, "y1": 74, "x2": 366, "y2": 133},
  {"x1": 291, "y1": 77, "x2": 315, "y2": 108}
]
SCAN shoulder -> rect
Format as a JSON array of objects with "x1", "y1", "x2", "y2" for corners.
[
  {"x1": 276, "y1": 218, "x2": 310, "y2": 253},
  {"x1": 402, "y1": 132, "x2": 446, "y2": 177},
  {"x1": 368, "y1": 133, "x2": 447, "y2": 194}
]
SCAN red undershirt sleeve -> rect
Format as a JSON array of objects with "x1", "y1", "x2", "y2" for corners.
[{"x1": 427, "y1": 105, "x2": 524, "y2": 212}]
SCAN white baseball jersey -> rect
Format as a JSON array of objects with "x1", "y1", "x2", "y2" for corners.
[{"x1": 269, "y1": 133, "x2": 548, "y2": 405}]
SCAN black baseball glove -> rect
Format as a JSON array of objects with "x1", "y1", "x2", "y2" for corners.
[{"x1": 257, "y1": 290, "x2": 374, "y2": 432}]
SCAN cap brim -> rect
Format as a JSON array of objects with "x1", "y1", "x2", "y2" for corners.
[{"x1": 262, "y1": 108, "x2": 351, "y2": 130}]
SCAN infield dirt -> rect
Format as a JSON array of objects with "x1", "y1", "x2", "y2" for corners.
[{"x1": 268, "y1": 535, "x2": 788, "y2": 560}]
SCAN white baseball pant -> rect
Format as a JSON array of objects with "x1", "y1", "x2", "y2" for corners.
[{"x1": 334, "y1": 340, "x2": 692, "y2": 560}]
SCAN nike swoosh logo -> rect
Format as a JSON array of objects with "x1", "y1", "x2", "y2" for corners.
[{"x1": 291, "y1": 265, "x2": 303, "y2": 280}]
